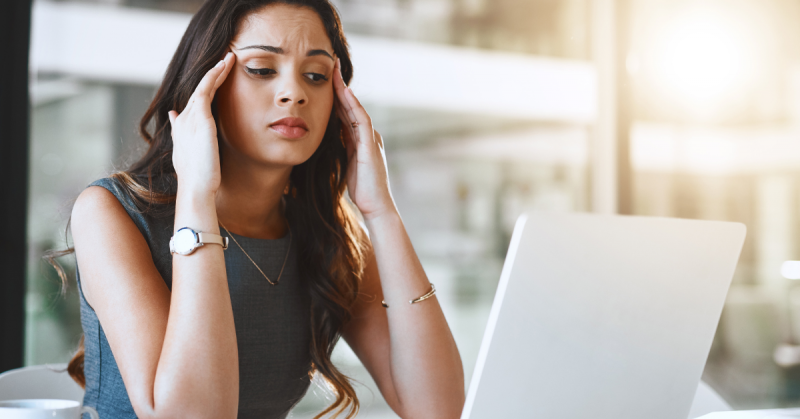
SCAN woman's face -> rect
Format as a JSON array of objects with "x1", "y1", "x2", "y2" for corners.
[{"x1": 216, "y1": 3, "x2": 336, "y2": 168}]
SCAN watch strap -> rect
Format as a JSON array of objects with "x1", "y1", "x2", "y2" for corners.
[{"x1": 198, "y1": 231, "x2": 229, "y2": 250}]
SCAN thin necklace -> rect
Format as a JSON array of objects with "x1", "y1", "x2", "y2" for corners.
[{"x1": 218, "y1": 220, "x2": 292, "y2": 286}]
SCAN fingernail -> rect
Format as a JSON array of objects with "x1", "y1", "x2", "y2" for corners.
[
  {"x1": 225, "y1": 52, "x2": 233, "y2": 60},
  {"x1": 215, "y1": 60, "x2": 224, "y2": 68}
]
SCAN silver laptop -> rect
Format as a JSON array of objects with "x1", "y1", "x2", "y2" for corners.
[{"x1": 461, "y1": 212, "x2": 746, "y2": 419}]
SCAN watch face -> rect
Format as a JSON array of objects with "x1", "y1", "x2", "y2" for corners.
[{"x1": 173, "y1": 228, "x2": 198, "y2": 255}]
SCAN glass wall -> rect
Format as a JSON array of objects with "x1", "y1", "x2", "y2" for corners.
[
  {"x1": 27, "y1": 82, "x2": 113, "y2": 366},
  {"x1": 628, "y1": 0, "x2": 800, "y2": 409},
  {"x1": 26, "y1": 80, "x2": 156, "y2": 366}
]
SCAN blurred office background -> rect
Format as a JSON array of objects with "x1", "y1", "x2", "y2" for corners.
[{"x1": 20, "y1": 0, "x2": 800, "y2": 416}]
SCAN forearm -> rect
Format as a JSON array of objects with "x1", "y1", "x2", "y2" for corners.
[
  {"x1": 365, "y1": 210, "x2": 465, "y2": 418},
  {"x1": 150, "y1": 190, "x2": 238, "y2": 418}
]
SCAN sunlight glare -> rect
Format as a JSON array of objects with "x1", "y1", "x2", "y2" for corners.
[{"x1": 653, "y1": 11, "x2": 752, "y2": 110}]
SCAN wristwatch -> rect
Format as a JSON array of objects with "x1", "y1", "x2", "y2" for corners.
[{"x1": 169, "y1": 227, "x2": 229, "y2": 255}]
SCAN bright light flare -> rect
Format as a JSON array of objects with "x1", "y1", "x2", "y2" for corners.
[
  {"x1": 781, "y1": 261, "x2": 800, "y2": 280},
  {"x1": 652, "y1": 11, "x2": 754, "y2": 110}
]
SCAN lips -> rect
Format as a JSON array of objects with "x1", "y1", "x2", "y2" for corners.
[{"x1": 270, "y1": 117, "x2": 308, "y2": 139}]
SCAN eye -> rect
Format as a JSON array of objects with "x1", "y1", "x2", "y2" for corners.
[
  {"x1": 305, "y1": 73, "x2": 328, "y2": 83},
  {"x1": 245, "y1": 67, "x2": 276, "y2": 77}
]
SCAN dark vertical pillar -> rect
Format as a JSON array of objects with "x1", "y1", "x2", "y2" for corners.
[
  {"x1": 0, "y1": 0, "x2": 32, "y2": 372},
  {"x1": 616, "y1": 0, "x2": 633, "y2": 214}
]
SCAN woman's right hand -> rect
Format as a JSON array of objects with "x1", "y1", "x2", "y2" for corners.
[{"x1": 168, "y1": 52, "x2": 235, "y2": 196}]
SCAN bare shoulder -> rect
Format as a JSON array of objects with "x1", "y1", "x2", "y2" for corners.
[
  {"x1": 71, "y1": 184, "x2": 149, "y2": 248},
  {"x1": 71, "y1": 185, "x2": 166, "y2": 307},
  {"x1": 71, "y1": 185, "x2": 129, "y2": 230}
]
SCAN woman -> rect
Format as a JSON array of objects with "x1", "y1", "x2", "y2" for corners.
[{"x1": 65, "y1": 0, "x2": 465, "y2": 418}]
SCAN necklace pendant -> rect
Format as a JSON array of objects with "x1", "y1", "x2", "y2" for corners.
[{"x1": 218, "y1": 221, "x2": 292, "y2": 287}]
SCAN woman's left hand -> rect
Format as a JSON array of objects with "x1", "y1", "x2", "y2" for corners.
[{"x1": 332, "y1": 58, "x2": 396, "y2": 221}]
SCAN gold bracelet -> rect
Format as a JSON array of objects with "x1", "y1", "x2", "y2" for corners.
[{"x1": 381, "y1": 283, "x2": 436, "y2": 308}]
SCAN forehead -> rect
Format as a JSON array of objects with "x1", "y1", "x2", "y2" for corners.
[{"x1": 234, "y1": 3, "x2": 332, "y2": 52}]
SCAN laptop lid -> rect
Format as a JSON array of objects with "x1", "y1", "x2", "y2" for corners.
[{"x1": 462, "y1": 212, "x2": 746, "y2": 419}]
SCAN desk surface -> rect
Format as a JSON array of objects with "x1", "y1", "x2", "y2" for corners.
[{"x1": 701, "y1": 409, "x2": 800, "y2": 418}]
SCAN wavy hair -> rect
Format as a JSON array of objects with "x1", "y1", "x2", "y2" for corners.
[{"x1": 46, "y1": 1, "x2": 367, "y2": 417}]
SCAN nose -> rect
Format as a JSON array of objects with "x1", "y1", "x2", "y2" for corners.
[{"x1": 274, "y1": 74, "x2": 308, "y2": 107}]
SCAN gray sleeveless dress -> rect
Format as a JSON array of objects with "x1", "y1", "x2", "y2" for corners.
[{"x1": 77, "y1": 176, "x2": 313, "y2": 418}]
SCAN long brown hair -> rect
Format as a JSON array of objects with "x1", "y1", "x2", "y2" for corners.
[{"x1": 46, "y1": 1, "x2": 367, "y2": 417}]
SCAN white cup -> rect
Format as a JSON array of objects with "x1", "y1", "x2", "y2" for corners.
[{"x1": 0, "y1": 399, "x2": 99, "y2": 419}]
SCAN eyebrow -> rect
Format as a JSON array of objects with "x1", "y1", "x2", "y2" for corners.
[{"x1": 237, "y1": 45, "x2": 334, "y2": 60}]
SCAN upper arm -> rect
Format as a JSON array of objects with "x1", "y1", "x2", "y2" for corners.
[
  {"x1": 71, "y1": 186, "x2": 171, "y2": 418},
  {"x1": 340, "y1": 245, "x2": 402, "y2": 413}
]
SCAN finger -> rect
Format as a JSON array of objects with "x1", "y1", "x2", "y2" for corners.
[
  {"x1": 332, "y1": 66, "x2": 369, "y2": 132},
  {"x1": 336, "y1": 103, "x2": 367, "y2": 153},
  {"x1": 192, "y1": 59, "x2": 226, "y2": 103},
  {"x1": 337, "y1": 89, "x2": 359, "y2": 130},
  {"x1": 343, "y1": 85, "x2": 371, "y2": 127},
  {"x1": 332, "y1": 58, "x2": 347, "y2": 93},
  {"x1": 339, "y1": 91, "x2": 370, "y2": 149},
  {"x1": 335, "y1": 101, "x2": 351, "y2": 128},
  {"x1": 373, "y1": 129, "x2": 384, "y2": 148},
  {"x1": 333, "y1": 59, "x2": 355, "y2": 116},
  {"x1": 211, "y1": 52, "x2": 235, "y2": 95},
  {"x1": 337, "y1": 67, "x2": 365, "y2": 116},
  {"x1": 336, "y1": 104, "x2": 359, "y2": 151},
  {"x1": 334, "y1": 100, "x2": 353, "y2": 132}
]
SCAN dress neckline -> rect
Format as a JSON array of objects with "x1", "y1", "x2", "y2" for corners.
[{"x1": 219, "y1": 225, "x2": 290, "y2": 244}]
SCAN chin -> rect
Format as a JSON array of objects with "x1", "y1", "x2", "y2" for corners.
[{"x1": 253, "y1": 133, "x2": 323, "y2": 167}]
